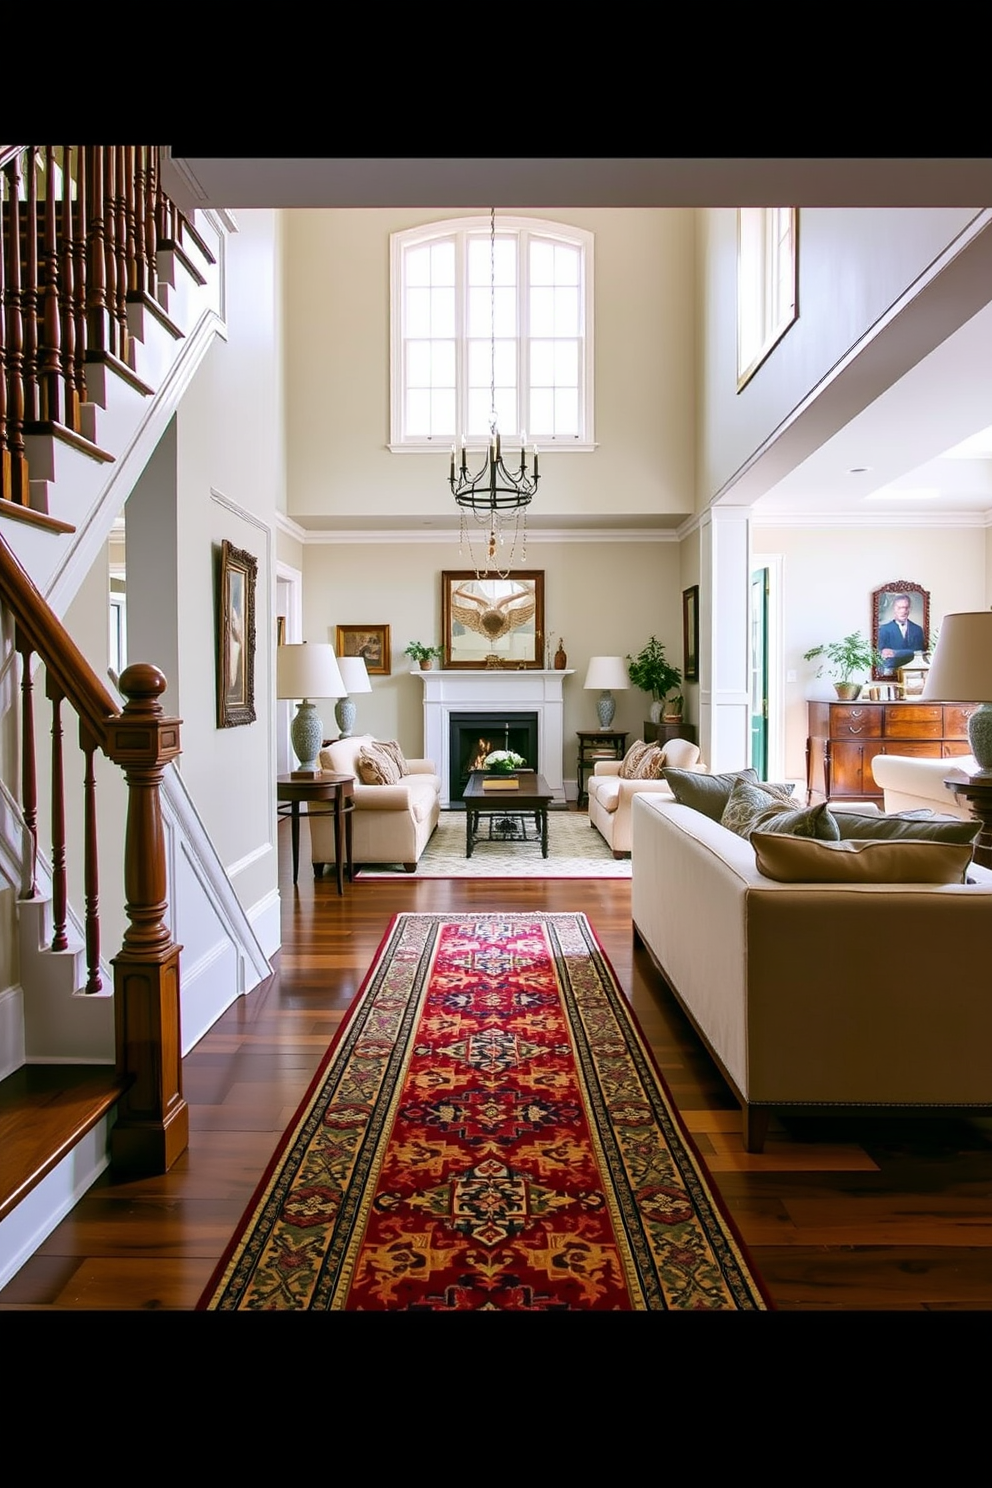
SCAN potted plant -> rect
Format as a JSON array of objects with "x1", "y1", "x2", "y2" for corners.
[
  {"x1": 803, "y1": 631, "x2": 882, "y2": 700},
  {"x1": 626, "y1": 636, "x2": 683, "y2": 723},
  {"x1": 404, "y1": 641, "x2": 444, "y2": 670}
]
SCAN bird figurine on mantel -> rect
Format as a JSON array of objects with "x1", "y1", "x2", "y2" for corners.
[{"x1": 554, "y1": 639, "x2": 567, "y2": 670}]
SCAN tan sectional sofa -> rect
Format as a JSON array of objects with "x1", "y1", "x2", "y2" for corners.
[
  {"x1": 630, "y1": 792, "x2": 992, "y2": 1152},
  {"x1": 310, "y1": 734, "x2": 441, "y2": 873}
]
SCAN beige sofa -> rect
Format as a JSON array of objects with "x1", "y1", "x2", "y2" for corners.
[
  {"x1": 310, "y1": 735, "x2": 441, "y2": 873},
  {"x1": 586, "y1": 737, "x2": 705, "y2": 857},
  {"x1": 871, "y1": 752, "x2": 976, "y2": 820},
  {"x1": 630, "y1": 792, "x2": 992, "y2": 1152}
]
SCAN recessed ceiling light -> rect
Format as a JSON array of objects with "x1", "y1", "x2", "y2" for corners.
[{"x1": 846, "y1": 466, "x2": 871, "y2": 475}]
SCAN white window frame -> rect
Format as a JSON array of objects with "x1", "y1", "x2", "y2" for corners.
[
  {"x1": 737, "y1": 206, "x2": 798, "y2": 390},
  {"x1": 389, "y1": 215, "x2": 595, "y2": 453}
]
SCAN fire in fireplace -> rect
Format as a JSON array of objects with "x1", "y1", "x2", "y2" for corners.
[{"x1": 448, "y1": 711, "x2": 539, "y2": 806}]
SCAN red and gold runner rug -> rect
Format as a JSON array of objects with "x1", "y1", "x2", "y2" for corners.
[{"x1": 199, "y1": 913, "x2": 770, "y2": 1311}]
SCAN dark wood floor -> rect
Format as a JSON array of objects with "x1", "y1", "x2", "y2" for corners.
[{"x1": 4, "y1": 811, "x2": 992, "y2": 1311}]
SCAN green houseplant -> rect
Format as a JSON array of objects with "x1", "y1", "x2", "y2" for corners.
[
  {"x1": 803, "y1": 631, "x2": 882, "y2": 700},
  {"x1": 404, "y1": 641, "x2": 444, "y2": 670},
  {"x1": 626, "y1": 636, "x2": 683, "y2": 722}
]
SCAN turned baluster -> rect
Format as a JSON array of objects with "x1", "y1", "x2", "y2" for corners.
[
  {"x1": 14, "y1": 626, "x2": 37, "y2": 896},
  {"x1": 112, "y1": 144, "x2": 130, "y2": 365},
  {"x1": 85, "y1": 144, "x2": 112, "y2": 356},
  {"x1": 59, "y1": 145, "x2": 79, "y2": 433},
  {"x1": 80, "y1": 727, "x2": 101, "y2": 994},
  {"x1": 47, "y1": 679, "x2": 68, "y2": 950},
  {"x1": 0, "y1": 162, "x2": 8, "y2": 500},
  {"x1": 73, "y1": 147, "x2": 88, "y2": 407},
  {"x1": 21, "y1": 146, "x2": 39, "y2": 427},
  {"x1": 38, "y1": 144, "x2": 65, "y2": 426}
]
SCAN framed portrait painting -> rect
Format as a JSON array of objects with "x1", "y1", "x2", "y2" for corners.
[
  {"x1": 336, "y1": 624, "x2": 391, "y2": 676},
  {"x1": 217, "y1": 539, "x2": 257, "y2": 728},
  {"x1": 442, "y1": 571, "x2": 544, "y2": 669},
  {"x1": 682, "y1": 585, "x2": 699, "y2": 681},
  {"x1": 871, "y1": 580, "x2": 930, "y2": 680}
]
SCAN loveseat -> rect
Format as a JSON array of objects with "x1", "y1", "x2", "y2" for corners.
[
  {"x1": 586, "y1": 736, "x2": 705, "y2": 856},
  {"x1": 871, "y1": 752, "x2": 976, "y2": 820},
  {"x1": 630, "y1": 787, "x2": 992, "y2": 1152},
  {"x1": 310, "y1": 734, "x2": 441, "y2": 873}
]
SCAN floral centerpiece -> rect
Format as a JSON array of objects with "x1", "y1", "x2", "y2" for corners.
[{"x1": 483, "y1": 750, "x2": 526, "y2": 774}]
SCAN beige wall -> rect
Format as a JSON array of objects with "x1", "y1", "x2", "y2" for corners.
[
  {"x1": 753, "y1": 522, "x2": 988, "y2": 783},
  {"x1": 300, "y1": 537, "x2": 684, "y2": 755},
  {"x1": 284, "y1": 208, "x2": 696, "y2": 526}
]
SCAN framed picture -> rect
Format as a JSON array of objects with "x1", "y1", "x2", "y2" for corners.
[
  {"x1": 899, "y1": 665, "x2": 929, "y2": 698},
  {"x1": 336, "y1": 624, "x2": 391, "y2": 676},
  {"x1": 442, "y1": 571, "x2": 544, "y2": 670},
  {"x1": 871, "y1": 580, "x2": 930, "y2": 680},
  {"x1": 682, "y1": 585, "x2": 699, "y2": 681},
  {"x1": 217, "y1": 539, "x2": 257, "y2": 729}
]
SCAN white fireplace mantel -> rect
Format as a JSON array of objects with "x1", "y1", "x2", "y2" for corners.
[{"x1": 415, "y1": 668, "x2": 575, "y2": 807}]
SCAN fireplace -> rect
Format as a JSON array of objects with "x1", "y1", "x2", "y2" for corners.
[{"x1": 448, "y1": 712, "x2": 539, "y2": 807}]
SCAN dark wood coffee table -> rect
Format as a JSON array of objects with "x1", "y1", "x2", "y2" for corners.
[{"x1": 463, "y1": 771, "x2": 553, "y2": 859}]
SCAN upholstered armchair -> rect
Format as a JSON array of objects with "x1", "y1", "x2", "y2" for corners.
[
  {"x1": 586, "y1": 736, "x2": 705, "y2": 857},
  {"x1": 309, "y1": 734, "x2": 442, "y2": 873}
]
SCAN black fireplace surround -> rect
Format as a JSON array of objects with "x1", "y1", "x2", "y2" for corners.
[{"x1": 448, "y1": 712, "x2": 539, "y2": 807}]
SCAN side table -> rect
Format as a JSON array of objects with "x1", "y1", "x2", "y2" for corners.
[
  {"x1": 277, "y1": 773, "x2": 354, "y2": 894},
  {"x1": 576, "y1": 730, "x2": 629, "y2": 808},
  {"x1": 944, "y1": 768, "x2": 992, "y2": 871}
]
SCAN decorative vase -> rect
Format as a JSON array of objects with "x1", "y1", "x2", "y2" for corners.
[
  {"x1": 649, "y1": 699, "x2": 663, "y2": 723},
  {"x1": 334, "y1": 696, "x2": 356, "y2": 737},
  {"x1": 419, "y1": 659, "x2": 432, "y2": 670},
  {"x1": 596, "y1": 692, "x2": 616, "y2": 728},
  {"x1": 554, "y1": 639, "x2": 567, "y2": 670},
  {"x1": 834, "y1": 682, "x2": 861, "y2": 701}
]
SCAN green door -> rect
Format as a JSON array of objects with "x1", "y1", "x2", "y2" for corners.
[{"x1": 750, "y1": 568, "x2": 769, "y2": 778}]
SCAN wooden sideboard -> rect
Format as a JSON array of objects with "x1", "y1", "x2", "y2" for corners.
[{"x1": 806, "y1": 700, "x2": 975, "y2": 804}]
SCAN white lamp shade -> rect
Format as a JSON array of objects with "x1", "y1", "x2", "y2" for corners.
[
  {"x1": 276, "y1": 643, "x2": 345, "y2": 701},
  {"x1": 584, "y1": 655, "x2": 630, "y2": 691},
  {"x1": 922, "y1": 613, "x2": 992, "y2": 702},
  {"x1": 336, "y1": 655, "x2": 372, "y2": 695}
]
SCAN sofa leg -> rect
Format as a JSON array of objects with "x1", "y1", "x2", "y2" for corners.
[
  {"x1": 613, "y1": 849, "x2": 630, "y2": 860},
  {"x1": 313, "y1": 863, "x2": 325, "y2": 879},
  {"x1": 403, "y1": 863, "x2": 416, "y2": 873},
  {"x1": 742, "y1": 1105, "x2": 769, "y2": 1153}
]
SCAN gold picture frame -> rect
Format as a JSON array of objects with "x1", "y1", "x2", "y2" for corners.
[
  {"x1": 217, "y1": 539, "x2": 257, "y2": 729},
  {"x1": 336, "y1": 624, "x2": 391, "y2": 676},
  {"x1": 442, "y1": 571, "x2": 545, "y2": 670}
]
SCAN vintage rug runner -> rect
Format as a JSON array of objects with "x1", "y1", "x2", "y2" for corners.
[{"x1": 199, "y1": 912, "x2": 769, "y2": 1311}]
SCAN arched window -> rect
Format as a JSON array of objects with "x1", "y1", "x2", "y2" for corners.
[{"x1": 390, "y1": 215, "x2": 594, "y2": 452}]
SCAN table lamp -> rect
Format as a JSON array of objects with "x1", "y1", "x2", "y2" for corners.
[
  {"x1": 584, "y1": 656, "x2": 629, "y2": 729},
  {"x1": 922, "y1": 612, "x2": 992, "y2": 770},
  {"x1": 276, "y1": 643, "x2": 345, "y2": 777},
  {"x1": 334, "y1": 655, "x2": 372, "y2": 737}
]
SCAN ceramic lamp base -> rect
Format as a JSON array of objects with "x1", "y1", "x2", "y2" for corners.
[
  {"x1": 596, "y1": 691, "x2": 616, "y2": 729},
  {"x1": 290, "y1": 700, "x2": 323, "y2": 775},
  {"x1": 969, "y1": 703, "x2": 992, "y2": 771},
  {"x1": 335, "y1": 696, "x2": 357, "y2": 737}
]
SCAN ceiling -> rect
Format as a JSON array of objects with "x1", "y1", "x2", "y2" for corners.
[{"x1": 163, "y1": 153, "x2": 992, "y2": 529}]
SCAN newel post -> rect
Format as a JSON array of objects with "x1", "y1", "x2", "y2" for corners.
[{"x1": 107, "y1": 663, "x2": 188, "y2": 1173}]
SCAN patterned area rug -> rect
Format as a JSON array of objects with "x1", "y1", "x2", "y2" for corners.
[
  {"x1": 355, "y1": 809, "x2": 632, "y2": 878},
  {"x1": 200, "y1": 912, "x2": 769, "y2": 1311}
]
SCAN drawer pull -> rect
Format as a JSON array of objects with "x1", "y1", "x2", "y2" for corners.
[{"x1": 846, "y1": 726, "x2": 864, "y2": 734}]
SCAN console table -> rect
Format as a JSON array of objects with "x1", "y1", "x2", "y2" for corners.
[
  {"x1": 806, "y1": 701, "x2": 975, "y2": 804},
  {"x1": 277, "y1": 773, "x2": 354, "y2": 894},
  {"x1": 642, "y1": 720, "x2": 697, "y2": 747},
  {"x1": 576, "y1": 730, "x2": 628, "y2": 807}
]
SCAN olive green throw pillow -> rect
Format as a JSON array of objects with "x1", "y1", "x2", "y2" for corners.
[
  {"x1": 829, "y1": 808, "x2": 979, "y2": 845},
  {"x1": 751, "y1": 832, "x2": 975, "y2": 885},
  {"x1": 663, "y1": 767, "x2": 796, "y2": 821},
  {"x1": 720, "y1": 775, "x2": 840, "y2": 841}
]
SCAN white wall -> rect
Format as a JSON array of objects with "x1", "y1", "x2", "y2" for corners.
[{"x1": 753, "y1": 522, "x2": 988, "y2": 783}]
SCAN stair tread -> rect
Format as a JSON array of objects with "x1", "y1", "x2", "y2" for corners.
[{"x1": 0, "y1": 1065, "x2": 128, "y2": 1222}]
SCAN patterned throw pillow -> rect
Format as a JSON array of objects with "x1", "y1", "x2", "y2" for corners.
[
  {"x1": 356, "y1": 741, "x2": 402, "y2": 785},
  {"x1": 720, "y1": 775, "x2": 839, "y2": 840},
  {"x1": 618, "y1": 741, "x2": 653, "y2": 779},
  {"x1": 622, "y1": 743, "x2": 666, "y2": 780},
  {"x1": 375, "y1": 740, "x2": 409, "y2": 777},
  {"x1": 662, "y1": 767, "x2": 794, "y2": 822}
]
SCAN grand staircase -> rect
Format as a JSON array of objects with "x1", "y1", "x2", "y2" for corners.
[{"x1": 0, "y1": 145, "x2": 269, "y2": 1287}]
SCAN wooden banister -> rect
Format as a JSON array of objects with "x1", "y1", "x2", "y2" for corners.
[{"x1": 1, "y1": 533, "x2": 187, "y2": 1172}]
